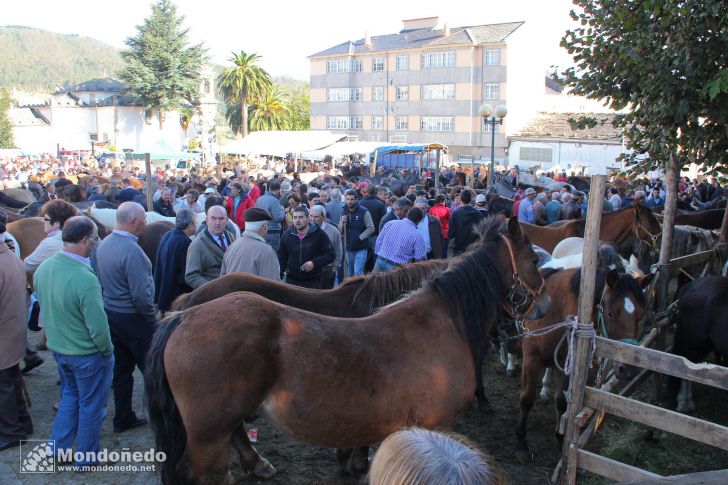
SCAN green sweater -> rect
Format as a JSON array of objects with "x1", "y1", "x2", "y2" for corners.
[{"x1": 34, "y1": 252, "x2": 113, "y2": 356}]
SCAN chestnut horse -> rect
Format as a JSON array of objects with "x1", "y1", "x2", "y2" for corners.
[
  {"x1": 520, "y1": 202, "x2": 662, "y2": 254},
  {"x1": 514, "y1": 267, "x2": 652, "y2": 462},
  {"x1": 145, "y1": 217, "x2": 551, "y2": 484}
]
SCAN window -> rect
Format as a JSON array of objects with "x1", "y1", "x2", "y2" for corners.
[
  {"x1": 372, "y1": 57, "x2": 384, "y2": 72},
  {"x1": 371, "y1": 116, "x2": 384, "y2": 130},
  {"x1": 519, "y1": 147, "x2": 553, "y2": 163},
  {"x1": 421, "y1": 84, "x2": 455, "y2": 100},
  {"x1": 326, "y1": 88, "x2": 362, "y2": 102},
  {"x1": 483, "y1": 83, "x2": 500, "y2": 100},
  {"x1": 395, "y1": 116, "x2": 408, "y2": 130},
  {"x1": 421, "y1": 51, "x2": 455, "y2": 68},
  {"x1": 420, "y1": 116, "x2": 455, "y2": 132},
  {"x1": 484, "y1": 49, "x2": 500, "y2": 66},
  {"x1": 326, "y1": 58, "x2": 362, "y2": 73},
  {"x1": 372, "y1": 86, "x2": 384, "y2": 101},
  {"x1": 396, "y1": 55, "x2": 409, "y2": 71},
  {"x1": 396, "y1": 85, "x2": 409, "y2": 101},
  {"x1": 326, "y1": 116, "x2": 363, "y2": 129},
  {"x1": 482, "y1": 120, "x2": 498, "y2": 133}
]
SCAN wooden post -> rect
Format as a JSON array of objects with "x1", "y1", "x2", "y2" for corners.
[
  {"x1": 145, "y1": 153, "x2": 153, "y2": 212},
  {"x1": 560, "y1": 174, "x2": 606, "y2": 484},
  {"x1": 653, "y1": 153, "x2": 678, "y2": 399}
]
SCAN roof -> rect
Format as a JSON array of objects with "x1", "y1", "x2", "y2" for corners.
[
  {"x1": 511, "y1": 112, "x2": 623, "y2": 142},
  {"x1": 310, "y1": 21, "x2": 524, "y2": 57},
  {"x1": 56, "y1": 78, "x2": 125, "y2": 94},
  {"x1": 219, "y1": 131, "x2": 348, "y2": 156}
]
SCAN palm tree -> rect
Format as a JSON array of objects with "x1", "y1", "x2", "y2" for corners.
[
  {"x1": 217, "y1": 51, "x2": 271, "y2": 137},
  {"x1": 249, "y1": 85, "x2": 291, "y2": 132}
]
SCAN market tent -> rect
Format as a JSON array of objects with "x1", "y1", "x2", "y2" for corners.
[
  {"x1": 300, "y1": 141, "x2": 389, "y2": 162},
  {"x1": 374, "y1": 143, "x2": 448, "y2": 169},
  {"x1": 219, "y1": 131, "x2": 347, "y2": 156},
  {"x1": 136, "y1": 139, "x2": 200, "y2": 161}
]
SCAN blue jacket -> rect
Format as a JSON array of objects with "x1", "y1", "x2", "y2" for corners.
[{"x1": 154, "y1": 228, "x2": 192, "y2": 312}]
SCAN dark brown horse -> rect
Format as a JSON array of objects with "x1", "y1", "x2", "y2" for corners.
[
  {"x1": 145, "y1": 217, "x2": 551, "y2": 484},
  {"x1": 520, "y1": 202, "x2": 662, "y2": 254},
  {"x1": 138, "y1": 221, "x2": 175, "y2": 268},
  {"x1": 514, "y1": 267, "x2": 652, "y2": 462}
]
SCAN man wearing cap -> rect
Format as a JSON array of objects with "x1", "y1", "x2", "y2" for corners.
[
  {"x1": 474, "y1": 193, "x2": 489, "y2": 216},
  {"x1": 517, "y1": 188, "x2": 537, "y2": 224},
  {"x1": 254, "y1": 180, "x2": 285, "y2": 251},
  {"x1": 221, "y1": 208, "x2": 280, "y2": 280}
]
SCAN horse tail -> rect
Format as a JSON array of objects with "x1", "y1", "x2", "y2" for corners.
[{"x1": 145, "y1": 313, "x2": 187, "y2": 485}]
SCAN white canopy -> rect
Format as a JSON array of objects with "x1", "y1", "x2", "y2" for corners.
[
  {"x1": 301, "y1": 141, "x2": 389, "y2": 162},
  {"x1": 219, "y1": 131, "x2": 347, "y2": 156}
]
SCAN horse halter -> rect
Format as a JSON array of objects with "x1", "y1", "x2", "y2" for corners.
[
  {"x1": 501, "y1": 235, "x2": 545, "y2": 327},
  {"x1": 634, "y1": 209, "x2": 661, "y2": 248},
  {"x1": 596, "y1": 286, "x2": 639, "y2": 346}
]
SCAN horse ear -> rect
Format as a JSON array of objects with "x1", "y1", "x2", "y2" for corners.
[
  {"x1": 606, "y1": 268, "x2": 620, "y2": 289},
  {"x1": 508, "y1": 216, "x2": 523, "y2": 241},
  {"x1": 636, "y1": 273, "x2": 655, "y2": 288}
]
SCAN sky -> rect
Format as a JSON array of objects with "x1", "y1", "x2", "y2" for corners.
[{"x1": 4, "y1": 0, "x2": 579, "y2": 80}]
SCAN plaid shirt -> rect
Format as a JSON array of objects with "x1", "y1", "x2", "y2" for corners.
[{"x1": 375, "y1": 218, "x2": 427, "y2": 264}]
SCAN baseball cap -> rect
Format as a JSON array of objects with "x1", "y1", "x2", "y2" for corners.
[{"x1": 475, "y1": 194, "x2": 487, "y2": 204}]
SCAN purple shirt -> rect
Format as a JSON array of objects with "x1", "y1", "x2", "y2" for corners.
[{"x1": 375, "y1": 219, "x2": 427, "y2": 264}]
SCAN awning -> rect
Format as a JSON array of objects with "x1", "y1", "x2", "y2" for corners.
[
  {"x1": 134, "y1": 139, "x2": 200, "y2": 161},
  {"x1": 374, "y1": 143, "x2": 448, "y2": 169},
  {"x1": 301, "y1": 141, "x2": 390, "y2": 162},
  {"x1": 218, "y1": 131, "x2": 347, "y2": 156}
]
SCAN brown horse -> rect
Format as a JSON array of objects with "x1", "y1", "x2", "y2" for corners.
[
  {"x1": 7, "y1": 213, "x2": 110, "y2": 258},
  {"x1": 138, "y1": 221, "x2": 175, "y2": 268},
  {"x1": 520, "y1": 202, "x2": 662, "y2": 254},
  {"x1": 145, "y1": 217, "x2": 551, "y2": 484},
  {"x1": 514, "y1": 267, "x2": 652, "y2": 462}
]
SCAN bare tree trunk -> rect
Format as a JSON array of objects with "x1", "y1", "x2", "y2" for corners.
[
  {"x1": 159, "y1": 110, "x2": 166, "y2": 129},
  {"x1": 241, "y1": 95, "x2": 249, "y2": 138}
]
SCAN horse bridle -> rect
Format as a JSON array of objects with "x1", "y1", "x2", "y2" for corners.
[
  {"x1": 596, "y1": 286, "x2": 640, "y2": 346},
  {"x1": 634, "y1": 209, "x2": 661, "y2": 248},
  {"x1": 501, "y1": 235, "x2": 545, "y2": 328}
]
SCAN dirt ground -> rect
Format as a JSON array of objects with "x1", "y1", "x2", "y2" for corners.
[{"x1": 0, "y1": 333, "x2": 563, "y2": 485}]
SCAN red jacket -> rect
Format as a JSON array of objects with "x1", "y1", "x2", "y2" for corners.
[
  {"x1": 429, "y1": 203, "x2": 451, "y2": 239},
  {"x1": 226, "y1": 194, "x2": 253, "y2": 230},
  {"x1": 248, "y1": 184, "x2": 261, "y2": 203}
]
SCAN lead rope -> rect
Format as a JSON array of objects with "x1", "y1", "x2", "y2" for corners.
[{"x1": 555, "y1": 316, "x2": 597, "y2": 376}]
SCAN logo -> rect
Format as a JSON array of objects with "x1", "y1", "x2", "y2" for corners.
[{"x1": 20, "y1": 440, "x2": 55, "y2": 473}]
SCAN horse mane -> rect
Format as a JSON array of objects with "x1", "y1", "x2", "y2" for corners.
[
  {"x1": 569, "y1": 267, "x2": 645, "y2": 307},
  {"x1": 350, "y1": 259, "x2": 449, "y2": 310},
  {"x1": 425, "y1": 217, "x2": 505, "y2": 362}
]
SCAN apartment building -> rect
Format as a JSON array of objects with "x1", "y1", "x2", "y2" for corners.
[{"x1": 309, "y1": 17, "x2": 545, "y2": 162}]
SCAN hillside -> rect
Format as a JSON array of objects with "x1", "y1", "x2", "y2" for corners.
[{"x1": 0, "y1": 26, "x2": 124, "y2": 93}]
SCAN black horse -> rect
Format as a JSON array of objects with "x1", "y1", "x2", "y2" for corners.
[{"x1": 672, "y1": 276, "x2": 728, "y2": 412}]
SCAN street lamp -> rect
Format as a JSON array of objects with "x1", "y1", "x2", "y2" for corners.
[{"x1": 479, "y1": 103, "x2": 507, "y2": 187}]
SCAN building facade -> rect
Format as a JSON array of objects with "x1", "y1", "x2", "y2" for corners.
[{"x1": 309, "y1": 17, "x2": 545, "y2": 163}]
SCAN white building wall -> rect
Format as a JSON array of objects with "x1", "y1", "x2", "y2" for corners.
[{"x1": 508, "y1": 140, "x2": 624, "y2": 175}]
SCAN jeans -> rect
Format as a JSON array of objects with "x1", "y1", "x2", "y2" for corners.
[
  {"x1": 346, "y1": 249, "x2": 368, "y2": 277},
  {"x1": 374, "y1": 256, "x2": 398, "y2": 273},
  {"x1": 51, "y1": 352, "x2": 114, "y2": 465}
]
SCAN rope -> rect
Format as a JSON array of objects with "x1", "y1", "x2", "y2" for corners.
[{"x1": 553, "y1": 316, "x2": 597, "y2": 376}]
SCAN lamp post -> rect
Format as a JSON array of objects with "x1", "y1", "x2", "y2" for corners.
[{"x1": 479, "y1": 103, "x2": 508, "y2": 187}]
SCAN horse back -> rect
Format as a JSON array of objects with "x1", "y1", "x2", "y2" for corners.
[{"x1": 676, "y1": 276, "x2": 728, "y2": 361}]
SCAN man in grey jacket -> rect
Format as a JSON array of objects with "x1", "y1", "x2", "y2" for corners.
[
  {"x1": 185, "y1": 205, "x2": 236, "y2": 289},
  {"x1": 95, "y1": 202, "x2": 154, "y2": 433},
  {"x1": 254, "y1": 180, "x2": 285, "y2": 251},
  {"x1": 310, "y1": 205, "x2": 342, "y2": 289}
]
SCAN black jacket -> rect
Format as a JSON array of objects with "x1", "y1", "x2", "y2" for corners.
[
  {"x1": 154, "y1": 228, "x2": 192, "y2": 311},
  {"x1": 278, "y1": 223, "x2": 335, "y2": 281},
  {"x1": 448, "y1": 205, "x2": 484, "y2": 254},
  {"x1": 360, "y1": 195, "x2": 386, "y2": 235},
  {"x1": 379, "y1": 210, "x2": 398, "y2": 233}
]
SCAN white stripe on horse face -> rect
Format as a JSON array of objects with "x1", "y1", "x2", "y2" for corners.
[{"x1": 624, "y1": 297, "x2": 635, "y2": 314}]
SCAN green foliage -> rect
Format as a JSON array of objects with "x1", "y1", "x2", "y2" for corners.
[
  {"x1": 0, "y1": 89, "x2": 15, "y2": 148},
  {"x1": 249, "y1": 85, "x2": 290, "y2": 132},
  {"x1": 179, "y1": 106, "x2": 193, "y2": 135},
  {"x1": 119, "y1": 0, "x2": 207, "y2": 128},
  {"x1": 281, "y1": 82, "x2": 310, "y2": 131},
  {"x1": 0, "y1": 26, "x2": 123, "y2": 92},
  {"x1": 217, "y1": 51, "x2": 272, "y2": 137},
  {"x1": 187, "y1": 138, "x2": 200, "y2": 150},
  {"x1": 560, "y1": 0, "x2": 728, "y2": 174}
]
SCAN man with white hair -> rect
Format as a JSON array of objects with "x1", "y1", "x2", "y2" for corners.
[
  {"x1": 309, "y1": 204, "x2": 342, "y2": 288},
  {"x1": 559, "y1": 192, "x2": 582, "y2": 220},
  {"x1": 325, "y1": 188, "x2": 344, "y2": 225},
  {"x1": 221, "y1": 208, "x2": 279, "y2": 280},
  {"x1": 95, "y1": 202, "x2": 154, "y2": 433},
  {"x1": 546, "y1": 191, "x2": 562, "y2": 224},
  {"x1": 534, "y1": 192, "x2": 548, "y2": 225},
  {"x1": 185, "y1": 205, "x2": 236, "y2": 289}
]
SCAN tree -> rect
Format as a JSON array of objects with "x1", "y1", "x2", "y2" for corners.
[
  {"x1": 217, "y1": 51, "x2": 271, "y2": 137},
  {"x1": 179, "y1": 106, "x2": 193, "y2": 135},
  {"x1": 119, "y1": 0, "x2": 206, "y2": 129},
  {"x1": 0, "y1": 89, "x2": 15, "y2": 148},
  {"x1": 283, "y1": 83, "x2": 310, "y2": 131},
  {"x1": 249, "y1": 85, "x2": 290, "y2": 132},
  {"x1": 560, "y1": 0, "x2": 728, "y2": 174}
]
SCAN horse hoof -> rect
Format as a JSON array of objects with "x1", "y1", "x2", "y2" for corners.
[{"x1": 254, "y1": 458, "x2": 276, "y2": 478}]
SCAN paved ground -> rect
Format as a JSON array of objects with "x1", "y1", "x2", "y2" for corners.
[{"x1": 0, "y1": 333, "x2": 157, "y2": 484}]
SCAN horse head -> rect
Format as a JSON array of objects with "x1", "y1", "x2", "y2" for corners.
[
  {"x1": 632, "y1": 201, "x2": 662, "y2": 248},
  {"x1": 502, "y1": 217, "x2": 551, "y2": 320},
  {"x1": 600, "y1": 269, "x2": 654, "y2": 380}
]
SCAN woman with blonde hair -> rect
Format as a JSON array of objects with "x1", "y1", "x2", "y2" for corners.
[{"x1": 369, "y1": 428, "x2": 507, "y2": 485}]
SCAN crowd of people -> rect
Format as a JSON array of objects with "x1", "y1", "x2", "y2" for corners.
[{"x1": 0, "y1": 151, "x2": 723, "y2": 477}]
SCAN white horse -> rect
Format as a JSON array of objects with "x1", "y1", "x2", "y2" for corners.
[{"x1": 85, "y1": 207, "x2": 210, "y2": 232}]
